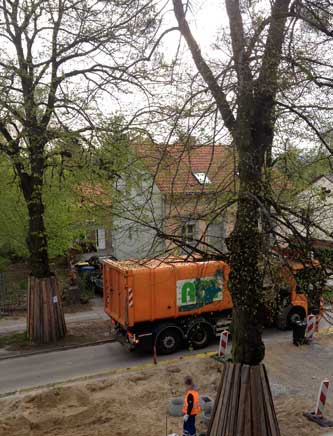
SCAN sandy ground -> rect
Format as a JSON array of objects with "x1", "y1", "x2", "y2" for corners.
[
  {"x1": 1, "y1": 335, "x2": 333, "y2": 436},
  {"x1": 0, "y1": 320, "x2": 111, "y2": 354}
]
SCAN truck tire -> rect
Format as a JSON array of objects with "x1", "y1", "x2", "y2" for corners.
[
  {"x1": 168, "y1": 397, "x2": 184, "y2": 417},
  {"x1": 202, "y1": 408, "x2": 212, "y2": 426},
  {"x1": 199, "y1": 396, "x2": 213, "y2": 411},
  {"x1": 188, "y1": 323, "x2": 212, "y2": 349},
  {"x1": 157, "y1": 327, "x2": 181, "y2": 354},
  {"x1": 287, "y1": 307, "x2": 306, "y2": 329}
]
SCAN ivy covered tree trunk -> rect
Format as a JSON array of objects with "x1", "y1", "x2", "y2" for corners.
[
  {"x1": 19, "y1": 144, "x2": 66, "y2": 344},
  {"x1": 25, "y1": 182, "x2": 51, "y2": 278},
  {"x1": 229, "y1": 178, "x2": 265, "y2": 364}
]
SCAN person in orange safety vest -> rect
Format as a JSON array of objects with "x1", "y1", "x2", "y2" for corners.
[{"x1": 182, "y1": 376, "x2": 201, "y2": 436}]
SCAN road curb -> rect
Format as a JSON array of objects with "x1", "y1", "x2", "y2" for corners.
[
  {"x1": 0, "y1": 338, "x2": 115, "y2": 361},
  {"x1": 2, "y1": 326, "x2": 333, "y2": 362},
  {"x1": 0, "y1": 350, "x2": 217, "y2": 399}
]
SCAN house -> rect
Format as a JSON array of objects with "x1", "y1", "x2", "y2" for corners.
[
  {"x1": 110, "y1": 143, "x2": 238, "y2": 260},
  {"x1": 74, "y1": 183, "x2": 113, "y2": 258},
  {"x1": 77, "y1": 143, "x2": 298, "y2": 261},
  {"x1": 296, "y1": 174, "x2": 333, "y2": 244},
  {"x1": 277, "y1": 174, "x2": 333, "y2": 256}
]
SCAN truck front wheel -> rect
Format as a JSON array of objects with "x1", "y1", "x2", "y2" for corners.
[
  {"x1": 287, "y1": 307, "x2": 306, "y2": 329},
  {"x1": 156, "y1": 328, "x2": 181, "y2": 354}
]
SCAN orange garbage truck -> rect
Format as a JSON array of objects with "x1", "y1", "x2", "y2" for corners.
[{"x1": 103, "y1": 257, "x2": 321, "y2": 354}]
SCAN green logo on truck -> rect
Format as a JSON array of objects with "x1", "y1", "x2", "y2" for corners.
[
  {"x1": 181, "y1": 281, "x2": 196, "y2": 304},
  {"x1": 177, "y1": 269, "x2": 224, "y2": 312}
]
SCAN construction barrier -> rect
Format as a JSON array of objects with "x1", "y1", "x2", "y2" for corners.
[
  {"x1": 218, "y1": 330, "x2": 229, "y2": 358},
  {"x1": 306, "y1": 314, "x2": 316, "y2": 340},
  {"x1": 316, "y1": 379, "x2": 330, "y2": 417},
  {"x1": 304, "y1": 379, "x2": 333, "y2": 427}
]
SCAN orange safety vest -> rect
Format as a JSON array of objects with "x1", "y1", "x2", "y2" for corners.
[{"x1": 182, "y1": 389, "x2": 201, "y2": 415}]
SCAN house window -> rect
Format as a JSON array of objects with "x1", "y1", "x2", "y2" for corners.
[
  {"x1": 182, "y1": 222, "x2": 196, "y2": 243},
  {"x1": 321, "y1": 187, "x2": 331, "y2": 199},
  {"x1": 193, "y1": 172, "x2": 211, "y2": 184},
  {"x1": 95, "y1": 228, "x2": 106, "y2": 250}
]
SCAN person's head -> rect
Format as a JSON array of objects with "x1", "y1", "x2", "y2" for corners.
[{"x1": 184, "y1": 375, "x2": 194, "y2": 391}]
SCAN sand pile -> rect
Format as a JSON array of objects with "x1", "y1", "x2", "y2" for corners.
[{"x1": 0, "y1": 386, "x2": 93, "y2": 434}]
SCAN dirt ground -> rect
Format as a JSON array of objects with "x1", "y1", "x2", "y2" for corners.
[
  {"x1": 0, "y1": 320, "x2": 112, "y2": 353},
  {"x1": 1, "y1": 335, "x2": 333, "y2": 436}
]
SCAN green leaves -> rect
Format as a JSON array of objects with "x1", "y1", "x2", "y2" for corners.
[{"x1": 0, "y1": 159, "x2": 28, "y2": 259}]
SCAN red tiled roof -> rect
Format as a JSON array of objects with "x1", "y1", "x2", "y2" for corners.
[
  {"x1": 133, "y1": 143, "x2": 236, "y2": 195},
  {"x1": 77, "y1": 182, "x2": 112, "y2": 206}
]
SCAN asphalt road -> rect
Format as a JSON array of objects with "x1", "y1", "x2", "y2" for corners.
[{"x1": 0, "y1": 329, "x2": 291, "y2": 396}]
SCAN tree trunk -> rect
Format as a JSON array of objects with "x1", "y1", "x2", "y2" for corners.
[
  {"x1": 27, "y1": 275, "x2": 66, "y2": 343},
  {"x1": 262, "y1": 147, "x2": 274, "y2": 253},
  {"x1": 18, "y1": 149, "x2": 67, "y2": 343},
  {"x1": 207, "y1": 362, "x2": 280, "y2": 435},
  {"x1": 229, "y1": 137, "x2": 266, "y2": 365},
  {"x1": 26, "y1": 185, "x2": 51, "y2": 278},
  {"x1": 24, "y1": 188, "x2": 67, "y2": 343},
  {"x1": 229, "y1": 185, "x2": 265, "y2": 364}
]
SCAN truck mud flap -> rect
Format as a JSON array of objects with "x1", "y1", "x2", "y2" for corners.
[
  {"x1": 137, "y1": 332, "x2": 153, "y2": 351},
  {"x1": 113, "y1": 330, "x2": 129, "y2": 347}
]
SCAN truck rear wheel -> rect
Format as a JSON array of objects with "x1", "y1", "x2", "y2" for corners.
[
  {"x1": 188, "y1": 323, "x2": 212, "y2": 349},
  {"x1": 156, "y1": 328, "x2": 181, "y2": 354}
]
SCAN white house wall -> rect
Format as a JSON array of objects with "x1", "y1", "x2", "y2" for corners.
[
  {"x1": 298, "y1": 177, "x2": 333, "y2": 240},
  {"x1": 278, "y1": 176, "x2": 333, "y2": 245},
  {"x1": 111, "y1": 177, "x2": 165, "y2": 260}
]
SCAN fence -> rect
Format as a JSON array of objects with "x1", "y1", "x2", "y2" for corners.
[{"x1": 0, "y1": 271, "x2": 27, "y2": 314}]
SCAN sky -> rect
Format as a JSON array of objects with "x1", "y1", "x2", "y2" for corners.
[
  {"x1": 161, "y1": 1, "x2": 228, "y2": 59},
  {"x1": 113, "y1": 1, "x2": 231, "y2": 141},
  {"x1": 119, "y1": 1, "x2": 331, "y2": 150}
]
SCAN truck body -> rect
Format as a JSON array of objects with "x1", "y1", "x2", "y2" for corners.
[{"x1": 103, "y1": 257, "x2": 317, "y2": 354}]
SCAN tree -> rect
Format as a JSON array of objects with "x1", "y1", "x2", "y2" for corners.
[
  {"x1": 0, "y1": 0, "x2": 157, "y2": 343},
  {"x1": 173, "y1": 0, "x2": 294, "y2": 365},
  {"x1": 169, "y1": 0, "x2": 332, "y2": 433}
]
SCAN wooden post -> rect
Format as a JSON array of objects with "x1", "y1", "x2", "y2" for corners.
[
  {"x1": 208, "y1": 362, "x2": 280, "y2": 436},
  {"x1": 27, "y1": 275, "x2": 66, "y2": 344}
]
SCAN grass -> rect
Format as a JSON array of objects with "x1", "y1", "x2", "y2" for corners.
[
  {"x1": 323, "y1": 289, "x2": 333, "y2": 302},
  {"x1": 0, "y1": 331, "x2": 29, "y2": 348}
]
